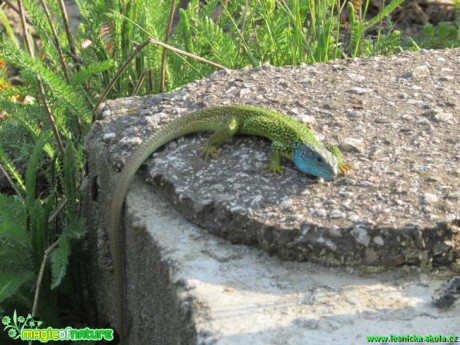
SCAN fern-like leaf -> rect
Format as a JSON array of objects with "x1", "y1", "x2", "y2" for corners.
[
  {"x1": 0, "y1": 194, "x2": 28, "y2": 247},
  {"x1": 0, "y1": 147, "x2": 26, "y2": 195},
  {"x1": 178, "y1": 8, "x2": 195, "y2": 55},
  {"x1": 25, "y1": 133, "x2": 51, "y2": 216},
  {"x1": 348, "y1": 1, "x2": 362, "y2": 56},
  {"x1": 63, "y1": 142, "x2": 77, "y2": 219},
  {"x1": 65, "y1": 218, "x2": 86, "y2": 240},
  {"x1": 364, "y1": 0, "x2": 405, "y2": 31},
  {"x1": 0, "y1": 41, "x2": 92, "y2": 124},
  {"x1": 70, "y1": 60, "x2": 114, "y2": 88},
  {"x1": 0, "y1": 271, "x2": 35, "y2": 303},
  {"x1": 24, "y1": 132, "x2": 53, "y2": 262},
  {"x1": 50, "y1": 235, "x2": 70, "y2": 289},
  {"x1": 0, "y1": 244, "x2": 32, "y2": 272}
]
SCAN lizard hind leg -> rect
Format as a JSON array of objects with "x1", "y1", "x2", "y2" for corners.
[{"x1": 201, "y1": 116, "x2": 240, "y2": 163}]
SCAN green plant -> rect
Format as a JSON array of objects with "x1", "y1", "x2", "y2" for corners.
[
  {"x1": 408, "y1": 22, "x2": 460, "y2": 50},
  {"x1": 0, "y1": 135, "x2": 86, "y2": 324},
  {"x1": 347, "y1": 0, "x2": 404, "y2": 57},
  {"x1": 457, "y1": 0, "x2": 460, "y2": 41},
  {"x1": 0, "y1": 0, "x2": 96, "y2": 326},
  {"x1": 0, "y1": 0, "x2": 217, "y2": 329},
  {"x1": 403, "y1": 0, "x2": 460, "y2": 50}
]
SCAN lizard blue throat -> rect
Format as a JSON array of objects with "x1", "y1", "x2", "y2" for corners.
[{"x1": 292, "y1": 144, "x2": 338, "y2": 180}]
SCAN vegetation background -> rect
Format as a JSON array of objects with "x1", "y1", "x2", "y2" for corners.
[{"x1": 0, "y1": 0, "x2": 458, "y2": 341}]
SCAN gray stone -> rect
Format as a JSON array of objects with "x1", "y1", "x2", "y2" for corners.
[
  {"x1": 340, "y1": 137, "x2": 365, "y2": 153},
  {"x1": 412, "y1": 65, "x2": 431, "y2": 78}
]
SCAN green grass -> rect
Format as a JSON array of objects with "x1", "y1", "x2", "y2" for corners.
[
  {"x1": 406, "y1": 21, "x2": 460, "y2": 50},
  {"x1": 0, "y1": 0, "x2": 458, "y2": 334}
]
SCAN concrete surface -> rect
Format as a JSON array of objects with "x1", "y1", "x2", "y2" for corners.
[{"x1": 124, "y1": 178, "x2": 460, "y2": 344}]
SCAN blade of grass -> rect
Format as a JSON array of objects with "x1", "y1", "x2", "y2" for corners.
[
  {"x1": 37, "y1": 0, "x2": 70, "y2": 83},
  {"x1": 0, "y1": 5, "x2": 20, "y2": 47},
  {"x1": 364, "y1": 0, "x2": 404, "y2": 31},
  {"x1": 160, "y1": 0, "x2": 177, "y2": 93},
  {"x1": 220, "y1": 0, "x2": 258, "y2": 67},
  {"x1": 56, "y1": 0, "x2": 79, "y2": 69}
]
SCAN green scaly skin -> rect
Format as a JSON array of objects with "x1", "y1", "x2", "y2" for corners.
[{"x1": 109, "y1": 105, "x2": 346, "y2": 343}]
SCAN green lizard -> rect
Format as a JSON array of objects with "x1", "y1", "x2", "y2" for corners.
[{"x1": 109, "y1": 104, "x2": 347, "y2": 343}]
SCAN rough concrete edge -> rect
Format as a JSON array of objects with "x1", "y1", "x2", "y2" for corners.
[
  {"x1": 80, "y1": 121, "x2": 197, "y2": 344},
  {"x1": 150, "y1": 172, "x2": 460, "y2": 268}
]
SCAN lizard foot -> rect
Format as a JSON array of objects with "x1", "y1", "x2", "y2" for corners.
[
  {"x1": 263, "y1": 163, "x2": 284, "y2": 175},
  {"x1": 339, "y1": 163, "x2": 351, "y2": 176},
  {"x1": 200, "y1": 145, "x2": 220, "y2": 164}
]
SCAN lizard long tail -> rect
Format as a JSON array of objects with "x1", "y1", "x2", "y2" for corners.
[{"x1": 109, "y1": 108, "x2": 226, "y2": 343}]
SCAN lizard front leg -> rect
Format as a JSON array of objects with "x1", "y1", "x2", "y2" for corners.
[
  {"x1": 325, "y1": 144, "x2": 350, "y2": 175},
  {"x1": 266, "y1": 141, "x2": 286, "y2": 174}
]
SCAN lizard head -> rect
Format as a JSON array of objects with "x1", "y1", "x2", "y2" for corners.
[{"x1": 293, "y1": 144, "x2": 338, "y2": 180}]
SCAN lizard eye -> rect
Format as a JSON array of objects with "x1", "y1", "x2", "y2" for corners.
[{"x1": 316, "y1": 157, "x2": 323, "y2": 163}]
